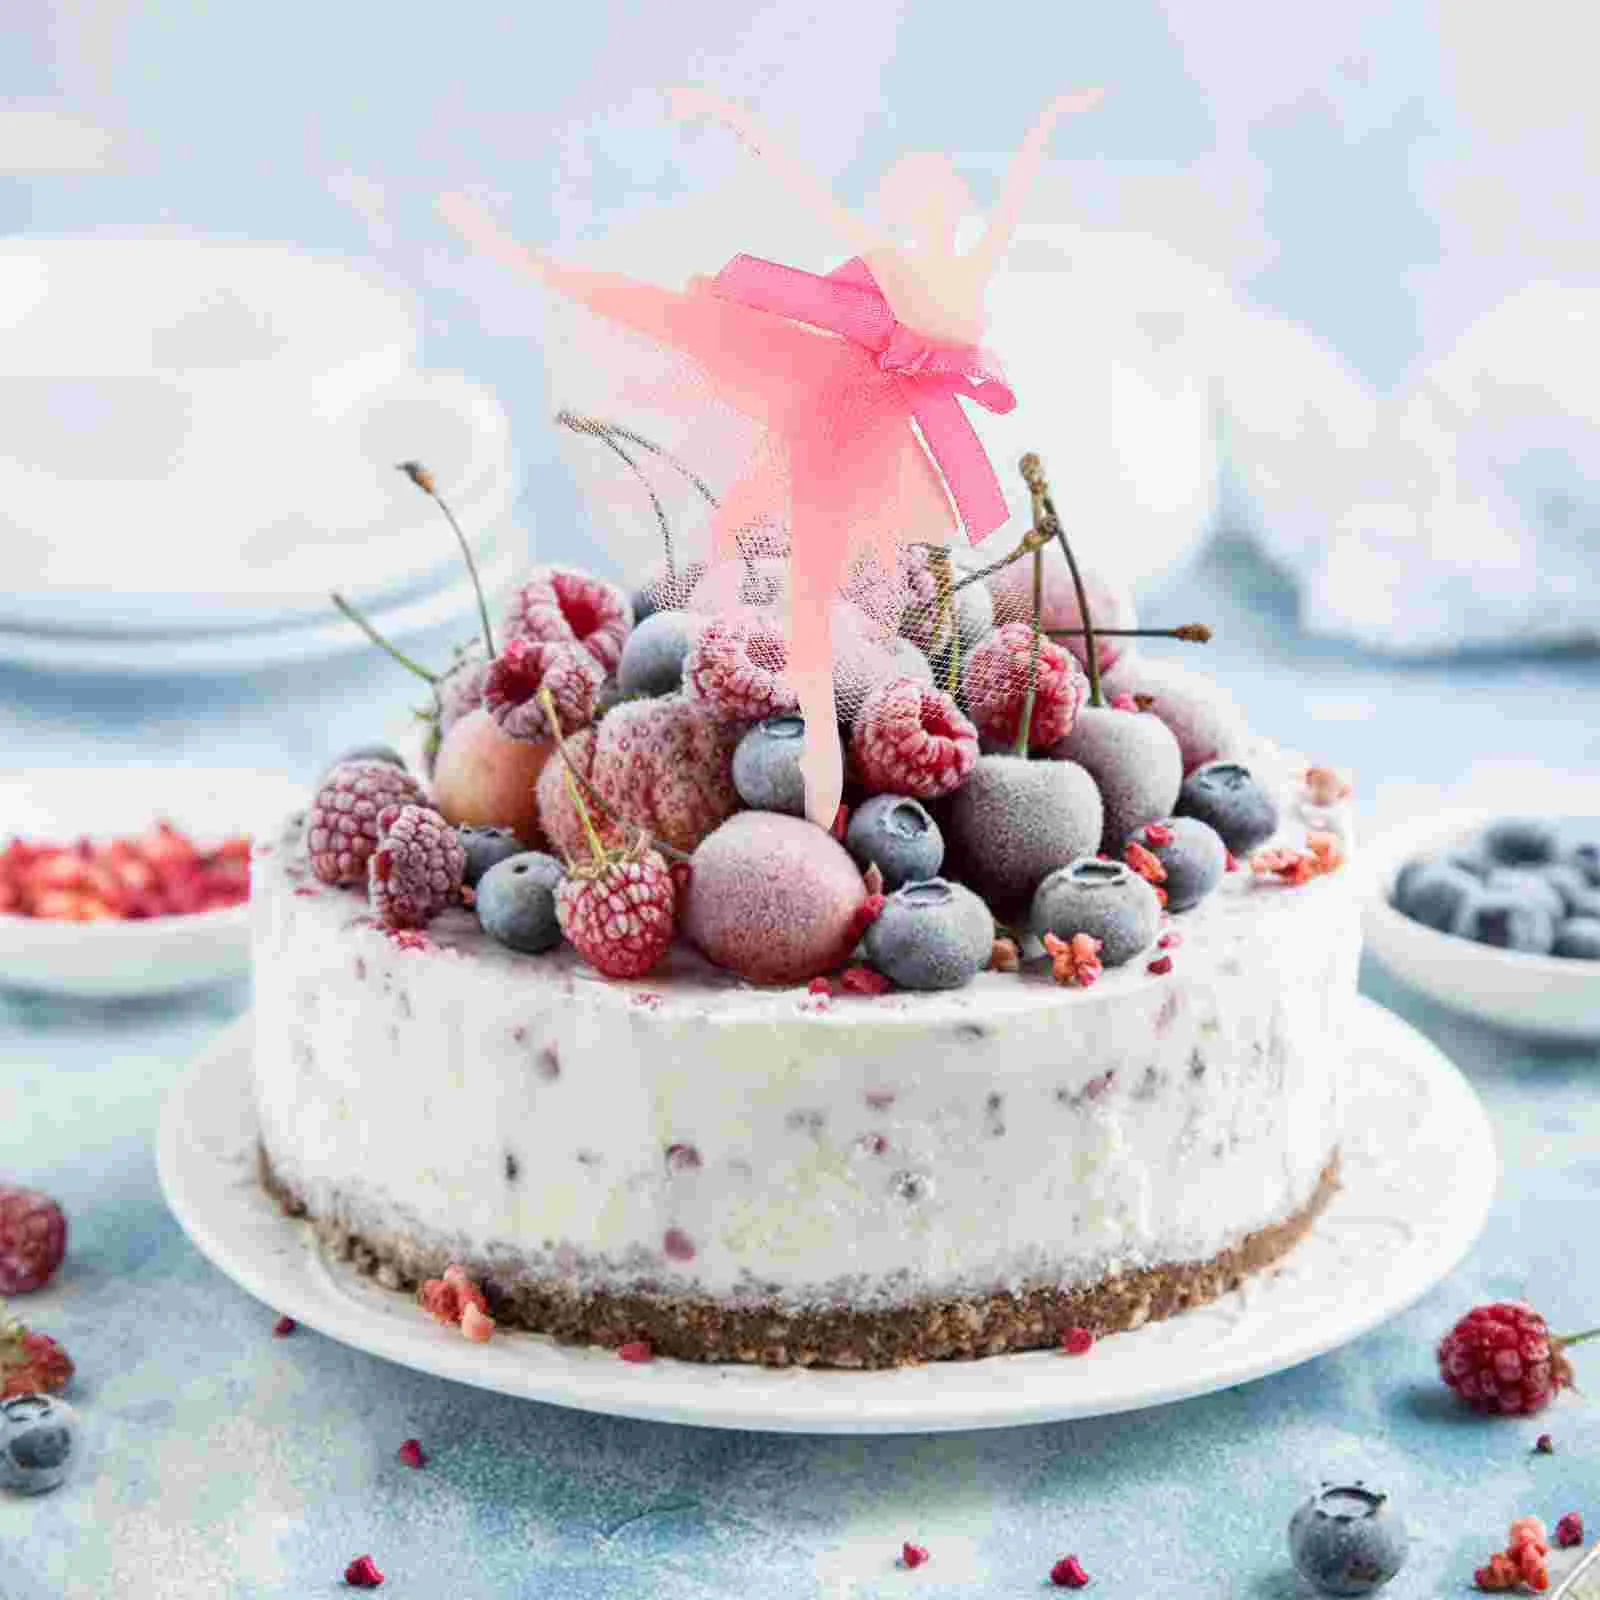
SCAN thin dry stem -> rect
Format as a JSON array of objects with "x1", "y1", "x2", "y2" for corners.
[{"x1": 330, "y1": 592, "x2": 439, "y2": 683}]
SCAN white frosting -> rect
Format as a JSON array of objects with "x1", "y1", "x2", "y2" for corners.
[{"x1": 252, "y1": 747, "x2": 1357, "y2": 1310}]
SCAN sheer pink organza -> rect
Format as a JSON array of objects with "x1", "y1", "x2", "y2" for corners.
[{"x1": 441, "y1": 88, "x2": 1102, "y2": 825}]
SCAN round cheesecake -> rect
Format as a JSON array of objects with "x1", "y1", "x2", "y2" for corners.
[{"x1": 252, "y1": 742, "x2": 1357, "y2": 1367}]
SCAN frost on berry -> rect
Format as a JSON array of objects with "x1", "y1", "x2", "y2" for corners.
[
  {"x1": 851, "y1": 677, "x2": 978, "y2": 799},
  {"x1": 682, "y1": 610, "x2": 796, "y2": 721},
  {"x1": 307, "y1": 761, "x2": 424, "y2": 886},
  {"x1": 535, "y1": 726, "x2": 625, "y2": 861},
  {"x1": 484, "y1": 637, "x2": 604, "y2": 740},
  {"x1": 962, "y1": 622, "x2": 1087, "y2": 750},
  {"x1": 555, "y1": 850, "x2": 677, "y2": 979},
  {"x1": 1438, "y1": 1302, "x2": 1575, "y2": 1416},
  {"x1": 368, "y1": 805, "x2": 466, "y2": 930},
  {"x1": 0, "y1": 1186, "x2": 68, "y2": 1294},
  {"x1": 503, "y1": 566, "x2": 633, "y2": 673},
  {"x1": 591, "y1": 697, "x2": 741, "y2": 854}
]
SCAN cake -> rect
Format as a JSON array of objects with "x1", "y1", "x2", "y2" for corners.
[{"x1": 253, "y1": 616, "x2": 1357, "y2": 1366}]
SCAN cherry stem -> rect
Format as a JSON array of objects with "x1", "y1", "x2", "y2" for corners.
[
  {"x1": 1049, "y1": 624, "x2": 1212, "y2": 643},
  {"x1": 1014, "y1": 542, "x2": 1045, "y2": 757},
  {"x1": 536, "y1": 686, "x2": 692, "y2": 864},
  {"x1": 1021, "y1": 451, "x2": 1102, "y2": 707},
  {"x1": 398, "y1": 462, "x2": 495, "y2": 660},
  {"x1": 330, "y1": 592, "x2": 439, "y2": 683}
]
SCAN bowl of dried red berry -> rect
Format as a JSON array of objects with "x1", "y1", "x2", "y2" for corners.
[
  {"x1": 1364, "y1": 809, "x2": 1600, "y2": 1039},
  {"x1": 0, "y1": 767, "x2": 304, "y2": 996}
]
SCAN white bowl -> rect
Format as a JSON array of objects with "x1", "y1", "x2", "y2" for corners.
[
  {"x1": 0, "y1": 766, "x2": 305, "y2": 997},
  {"x1": 1362, "y1": 808, "x2": 1600, "y2": 1039}
]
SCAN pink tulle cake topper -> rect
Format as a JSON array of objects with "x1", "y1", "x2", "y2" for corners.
[{"x1": 440, "y1": 86, "x2": 1103, "y2": 826}]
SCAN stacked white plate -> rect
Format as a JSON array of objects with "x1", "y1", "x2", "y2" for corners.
[{"x1": 0, "y1": 237, "x2": 523, "y2": 674}]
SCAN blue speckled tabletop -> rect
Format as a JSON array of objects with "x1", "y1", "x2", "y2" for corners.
[{"x1": 3, "y1": 537, "x2": 1599, "y2": 1600}]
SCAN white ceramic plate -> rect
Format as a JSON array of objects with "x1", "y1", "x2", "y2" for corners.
[
  {"x1": 0, "y1": 767, "x2": 304, "y2": 996},
  {"x1": 1362, "y1": 809, "x2": 1600, "y2": 1039},
  {"x1": 159, "y1": 998, "x2": 1494, "y2": 1434}
]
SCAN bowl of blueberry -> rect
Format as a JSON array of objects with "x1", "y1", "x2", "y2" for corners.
[{"x1": 1366, "y1": 811, "x2": 1600, "y2": 1038}]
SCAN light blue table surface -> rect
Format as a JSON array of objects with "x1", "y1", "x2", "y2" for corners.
[{"x1": 3, "y1": 536, "x2": 1599, "y2": 1600}]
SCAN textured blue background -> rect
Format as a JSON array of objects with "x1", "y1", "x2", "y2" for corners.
[{"x1": 3, "y1": 538, "x2": 1599, "y2": 1598}]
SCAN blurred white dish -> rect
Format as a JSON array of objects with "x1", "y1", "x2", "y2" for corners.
[
  {"x1": 0, "y1": 766, "x2": 304, "y2": 997},
  {"x1": 0, "y1": 527, "x2": 523, "y2": 676},
  {"x1": 1, "y1": 368, "x2": 516, "y2": 628},
  {"x1": 1363, "y1": 808, "x2": 1600, "y2": 1039}
]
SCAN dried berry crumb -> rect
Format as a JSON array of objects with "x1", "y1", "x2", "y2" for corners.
[
  {"x1": 840, "y1": 964, "x2": 892, "y2": 996},
  {"x1": 830, "y1": 804, "x2": 849, "y2": 842},
  {"x1": 1043, "y1": 931, "x2": 1102, "y2": 988},
  {"x1": 1123, "y1": 840, "x2": 1167, "y2": 885},
  {"x1": 397, "y1": 1438, "x2": 426, "y2": 1469},
  {"x1": 1555, "y1": 1512, "x2": 1584, "y2": 1549},
  {"x1": 901, "y1": 1542, "x2": 929, "y2": 1569},
  {"x1": 989, "y1": 936, "x2": 1020, "y2": 973},
  {"x1": 272, "y1": 1315, "x2": 296, "y2": 1337},
  {"x1": 461, "y1": 1302, "x2": 496, "y2": 1343},
  {"x1": 807, "y1": 976, "x2": 834, "y2": 996},
  {"x1": 1060, "y1": 1326, "x2": 1094, "y2": 1356},
  {"x1": 1142, "y1": 821, "x2": 1174, "y2": 847},
  {"x1": 1157, "y1": 930, "x2": 1182, "y2": 949},
  {"x1": 1146, "y1": 954, "x2": 1173, "y2": 976},
  {"x1": 1050, "y1": 1554, "x2": 1091, "y2": 1588},
  {"x1": 1535, "y1": 1433, "x2": 1554, "y2": 1454},
  {"x1": 617, "y1": 1340, "x2": 654, "y2": 1364},
  {"x1": 344, "y1": 1554, "x2": 385, "y2": 1589},
  {"x1": 1225, "y1": 851, "x2": 1242, "y2": 873}
]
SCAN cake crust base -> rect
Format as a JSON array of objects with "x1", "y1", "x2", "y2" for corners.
[{"x1": 259, "y1": 1146, "x2": 1340, "y2": 1369}]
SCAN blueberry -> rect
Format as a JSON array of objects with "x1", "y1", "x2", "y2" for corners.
[
  {"x1": 476, "y1": 852, "x2": 565, "y2": 954},
  {"x1": 1442, "y1": 845, "x2": 1491, "y2": 879},
  {"x1": 1569, "y1": 886, "x2": 1600, "y2": 921},
  {"x1": 0, "y1": 1394, "x2": 77, "y2": 1496},
  {"x1": 1484, "y1": 868, "x2": 1565, "y2": 922},
  {"x1": 1393, "y1": 862, "x2": 1481, "y2": 932},
  {"x1": 1554, "y1": 917, "x2": 1600, "y2": 960},
  {"x1": 632, "y1": 561, "x2": 707, "y2": 624},
  {"x1": 1538, "y1": 862, "x2": 1592, "y2": 911},
  {"x1": 1288, "y1": 1484, "x2": 1408, "y2": 1595},
  {"x1": 863, "y1": 878, "x2": 993, "y2": 991},
  {"x1": 456, "y1": 825, "x2": 525, "y2": 888},
  {"x1": 1451, "y1": 891, "x2": 1557, "y2": 954},
  {"x1": 845, "y1": 795, "x2": 944, "y2": 890},
  {"x1": 617, "y1": 611, "x2": 699, "y2": 698},
  {"x1": 1031, "y1": 858, "x2": 1162, "y2": 968},
  {"x1": 1175, "y1": 760, "x2": 1280, "y2": 856},
  {"x1": 1483, "y1": 816, "x2": 1557, "y2": 866},
  {"x1": 733, "y1": 716, "x2": 809, "y2": 816},
  {"x1": 1560, "y1": 835, "x2": 1600, "y2": 886},
  {"x1": 1128, "y1": 816, "x2": 1226, "y2": 913}
]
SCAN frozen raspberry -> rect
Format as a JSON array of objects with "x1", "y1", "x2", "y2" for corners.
[
  {"x1": 397, "y1": 1438, "x2": 426, "y2": 1469},
  {"x1": 1044, "y1": 931, "x2": 1103, "y2": 989},
  {"x1": 682, "y1": 611, "x2": 796, "y2": 721},
  {"x1": 0, "y1": 1187, "x2": 66, "y2": 1294},
  {"x1": 307, "y1": 760, "x2": 425, "y2": 886},
  {"x1": 1438, "y1": 1302, "x2": 1586, "y2": 1415},
  {"x1": 483, "y1": 637, "x2": 604, "y2": 741},
  {"x1": 536, "y1": 728, "x2": 624, "y2": 861},
  {"x1": 901, "y1": 1543, "x2": 930, "y2": 1570},
  {"x1": 344, "y1": 1553, "x2": 385, "y2": 1589},
  {"x1": 962, "y1": 623, "x2": 1088, "y2": 750},
  {"x1": 0, "y1": 1312, "x2": 72, "y2": 1399},
  {"x1": 503, "y1": 566, "x2": 633, "y2": 673},
  {"x1": 368, "y1": 805, "x2": 465, "y2": 930},
  {"x1": 1049, "y1": 1554, "x2": 1091, "y2": 1588},
  {"x1": 591, "y1": 696, "x2": 741, "y2": 854},
  {"x1": 852, "y1": 677, "x2": 978, "y2": 800},
  {"x1": 556, "y1": 849, "x2": 676, "y2": 979},
  {"x1": 1555, "y1": 1513, "x2": 1584, "y2": 1549},
  {"x1": 989, "y1": 539, "x2": 1135, "y2": 675}
]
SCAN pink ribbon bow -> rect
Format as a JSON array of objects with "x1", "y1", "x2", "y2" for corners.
[{"x1": 710, "y1": 253, "x2": 1017, "y2": 542}]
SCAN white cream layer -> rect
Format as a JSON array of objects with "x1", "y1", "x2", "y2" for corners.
[{"x1": 252, "y1": 748, "x2": 1357, "y2": 1310}]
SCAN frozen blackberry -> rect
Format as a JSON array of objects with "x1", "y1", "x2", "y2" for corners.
[
  {"x1": 1451, "y1": 891, "x2": 1557, "y2": 954},
  {"x1": 845, "y1": 795, "x2": 944, "y2": 891},
  {"x1": 1553, "y1": 917, "x2": 1600, "y2": 960},
  {"x1": 1394, "y1": 861, "x2": 1482, "y2": 932},
  {"x1": 617, "y1": 610, "x2": 700, "y2": 699},
  {"x1": 732, "y1": 715, "x2": 810, "y2": 816},
  {"x1": 1051, "y1": 705, "x2": 1183, "y2": 853},
  {"x1": 456, "y1": 825, "x2": 525, "y2": 887},
  {"x1": 1031, "y1": 858, "x2": 1162, "y2": 969},
  {"x1": 863, "y1": 879, "x2": 992, "y2": 991},
  {"x1": 1288, "y1": 1485, "x2": 1408, "y2": 1596},
  {"x1": 1126, "y1": 816, "x2": 1226, "y2": 913},
  {"x1": 1485, "y1": 868, "x2": 1565, "y2": 922},
  {"x1": 1483, "y1": 817, "x2": 1558, "y2": 867},
  {"x1": 476, "y1": 852, "x2": 565, "y2": 954},
  {"x1": 1175, "y1": 760, "x2": 1280, "y2": 856}
]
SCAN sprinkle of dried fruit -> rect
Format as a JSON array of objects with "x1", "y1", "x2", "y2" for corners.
[
  {"x1": 840, "y1": 964, "x2": 892, "y2": 996},
  {"x1": 460, "y1": 1302, "x2": 496, "y2": 1343},
  {"x1": 901, "y1": 1543, "x2": 929, "y2": 1569},
  {"x1": 398, "y1": 1438, "x2": 426, "y2": 1469},
  {"x1": 1555, "y1": 1512, "x2": 1584, "y2": 1549},
  {"x1": 1146, "y1": 954, "x2": 1173, "y2": 976},
  {"x1": 1536, "y1": 1433, "x2": 1554, "y2": 1454},
  {"x1": 1061, "y1": 1326, "x2": 1094, "y2": 1355},
  {"x1": 344, "y1": 1554, "x2": 385, "y2": 1589},
  {"x1": 617, "y1": 1340, "x2": 654, "y2": 1364},
  {"x1": 1050, "y1": 1554, "x2": 1091, "y2": 1588},
  {"x1": 1123, "y1": 840, "x2": 1167, "y2": 885},
  {"x1": 1044, "y1": 931, "x2": 1103, "y2": 989},
  {"x1": 989, "y1": 936, "x2": 1020, "y2": 973},
  {"x1": 1304, "y1": 765, "x2": 1352, "y2": 806},
  {"x1": 272, "y1": 1315, "x2": 296, "y2": 1337},
  {"x1": 1142, "y1": 821, "x2": 1174, "y2": 847}
]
